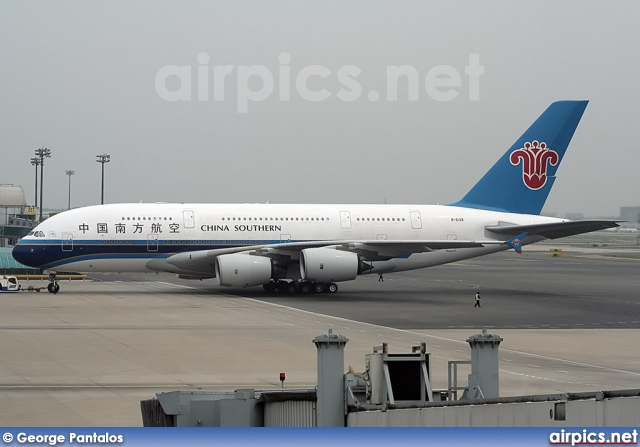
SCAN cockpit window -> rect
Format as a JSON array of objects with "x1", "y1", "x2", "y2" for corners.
[
  {"x1": 27, "y1": 231, "x2": 35, "y2": 236},
  {"x1": 31, "y1": 231, "x2": 46, "y2": 237}
]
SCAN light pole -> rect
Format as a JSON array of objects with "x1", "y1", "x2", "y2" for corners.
[
  {"x1": 34, "y1": 147, "x2": 51, "y2": 221},
  {"x1": 30, "y1": 157, "x2": 41, "y2": 209},
  {"x1": 66, "y1": 170, "x2": 75, "y2": 210},
  {"x1": 96, "y1": 153, "x2": 110, "y2": 205}
]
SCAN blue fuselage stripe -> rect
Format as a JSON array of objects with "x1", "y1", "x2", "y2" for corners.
[{"x1": 12, "y1": 239, "x2": 302, "y2": 270}]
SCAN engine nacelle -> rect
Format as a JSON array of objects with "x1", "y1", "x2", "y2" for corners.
[
  {"x1": 300, "y1": 248, "x2": 359, "y2": 283},
  {"x1": 215, "y1": 253, "x2": 273, "y2": 288}
]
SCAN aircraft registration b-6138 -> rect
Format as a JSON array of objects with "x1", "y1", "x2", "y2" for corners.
[{"x1": 12, "y1": 100, "x2": 618, "y2": 294}]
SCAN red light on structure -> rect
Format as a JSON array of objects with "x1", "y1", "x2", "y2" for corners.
[{"x1": 279, "y1": 372, "x2": 285, "y2": 382}]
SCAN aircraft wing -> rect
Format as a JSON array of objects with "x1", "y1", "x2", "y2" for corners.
[
  {"x1": 485, "y1": 219, "x2": 620, "y2": 239},
  {"x1": 151, "y1": 239, "x2": 500, "y2": 276},
  {"x1": 148, "y1": 219, "x2": 620, "y2": 278},
  {"x1": 294, "y1": 240, "x2": 491, "y2": 261}
]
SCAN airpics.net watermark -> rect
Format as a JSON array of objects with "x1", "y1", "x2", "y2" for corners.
[{"x1": 155, "y1": 52, "x2": 484, "y2": 113}]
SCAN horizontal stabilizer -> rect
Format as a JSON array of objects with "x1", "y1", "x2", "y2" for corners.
[{"x1": 485, "y1": 220, "x2": 620, "y2": 239}]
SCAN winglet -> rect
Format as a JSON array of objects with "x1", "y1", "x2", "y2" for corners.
[{"x1": 504, "y1": 232, "x2": 528, "y2": 253}]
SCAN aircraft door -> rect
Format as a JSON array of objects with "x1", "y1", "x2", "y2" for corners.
[
  {"x1": 147, "y1": 234, "x2": 158, "y2": 252},
  {"x1": 410, "y1": 211, "x2": 422, "y2": 229},
  {"x1": 447, "y1": 233, "x2": 457, "y2": 252},
  {"x1": 62, "y1": 233, "x2": 73, "y2": 252},
  {"x1": 183, "y1": 210, "x2": 195, "y2": 229},
  {"x1": 339, "y1": 211, "x2": 352, "y2": 229}
]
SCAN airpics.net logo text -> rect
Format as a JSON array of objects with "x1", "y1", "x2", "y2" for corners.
[{"x1": 155, "y1": 53, "x2": 484, "y2": 113}]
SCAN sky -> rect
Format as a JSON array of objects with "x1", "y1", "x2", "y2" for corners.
[{"x1": 1, "y1": 1, "x2": 638, "y2": 217}]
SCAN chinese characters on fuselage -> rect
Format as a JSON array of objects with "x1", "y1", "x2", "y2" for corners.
[
  {"x1": 76, "y1": 222, "x2": 283, "y2": 235},
  {"x1": 78, "y1": 222, "x2": 181, "y2": 234}
]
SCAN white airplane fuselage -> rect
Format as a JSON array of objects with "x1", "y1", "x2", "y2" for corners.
[{"x1": 15, "y1": 202, "x2": 557, "y2": 274}]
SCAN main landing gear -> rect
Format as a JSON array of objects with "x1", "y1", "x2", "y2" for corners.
[{"x1": 262, "y1": 280, "x2": 339, "y2": 295}]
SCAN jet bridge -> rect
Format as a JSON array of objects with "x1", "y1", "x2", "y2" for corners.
[
  {"x1": 346, "y1": 342, "x2": 437, "y2": 409},
  {"x1": 142, "y1": 328, "x2": 640, "y2": 427}
]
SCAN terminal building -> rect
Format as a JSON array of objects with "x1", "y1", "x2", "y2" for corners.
[
  {"x1": 0, "y1": 185, "x2": 36, "y2": 247},
  {"x1": 0, "y1": 185, "x2": 38, "y2": 273}
]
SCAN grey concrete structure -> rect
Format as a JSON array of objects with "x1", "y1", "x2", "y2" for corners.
[
  {"x1": 313, "y1": 329, "x2": 348, "y2": 427},
  {"x1": 464, "y1": 330, "x2": 502, "y2": 399},
  {"x1": 348, "y1": 391, "x2": 640, "y2": 426}
]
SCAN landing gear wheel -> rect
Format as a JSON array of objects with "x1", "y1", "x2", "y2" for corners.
[
  {"x1": 313, "y1": 283, "x2": 325, "y2": 293},
  {"x1": 286, "y1": 282, "x2": 297, "y2": 294},
  {"x1": 326, "y1": 282, "x2": 338, "y2": 294},
  {"x1": 263, "y1": 282, "x2": 277, "y2": 293},
  {"x1": 276, "y1": 281, "x2": 289, "y2": 292},
  {"x1": 300, "y1": 283, "x2": 311, "y2": 294},
  {"x1": 47, "y1": 283, "x2": 60, "y2": 294}
]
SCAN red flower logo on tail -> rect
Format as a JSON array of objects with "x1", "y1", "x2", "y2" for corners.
[{"x1": 510, "y1": 141, "x2": 559, "y2": 190}]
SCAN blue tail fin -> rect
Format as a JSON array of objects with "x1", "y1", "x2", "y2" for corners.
[{"x1": 451, "y1": 100, "x2": 588, "y2": 215}]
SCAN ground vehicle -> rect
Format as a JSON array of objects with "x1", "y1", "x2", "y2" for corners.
[
  {"x1": 1, "y1": 275, "x2": 59, "y2": 293},
  {"x1": 0, "y1": 276, "x2": 20, "y2": 292}
]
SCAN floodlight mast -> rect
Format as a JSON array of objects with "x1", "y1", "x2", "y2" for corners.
[
  {"x1": 30, "y1": 157, "x2": 41, "y2": 209},
  {"x1": 96, "y1": 154, "x2": 110, "y2": 205},
  {"x1": 66, "y1": 170, "x2": 75, "y2": 210},
  {"x1": 34, "y1": 147, "x2": 51, "y2": 221}
]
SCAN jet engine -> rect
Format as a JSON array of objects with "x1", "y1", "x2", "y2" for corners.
[
  {"x1": 214, "y1": 253, "x2": 273, "y2": 288},
  {"x1": 300, "y1": 248, "x2": 360, "y2": 283}
]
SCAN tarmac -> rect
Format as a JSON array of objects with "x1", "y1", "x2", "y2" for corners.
[{"x1": 0, "y1": 237, "x2": 639, "y2": 426}]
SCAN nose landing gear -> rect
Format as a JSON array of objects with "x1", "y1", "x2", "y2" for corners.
[{"x1": 47, "y1": 273, "x2": 60, "y2": 294}]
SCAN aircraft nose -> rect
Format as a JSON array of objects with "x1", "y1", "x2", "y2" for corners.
[{"x1": 12, "y1": 243, "x2": 40, "y2": 268}]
